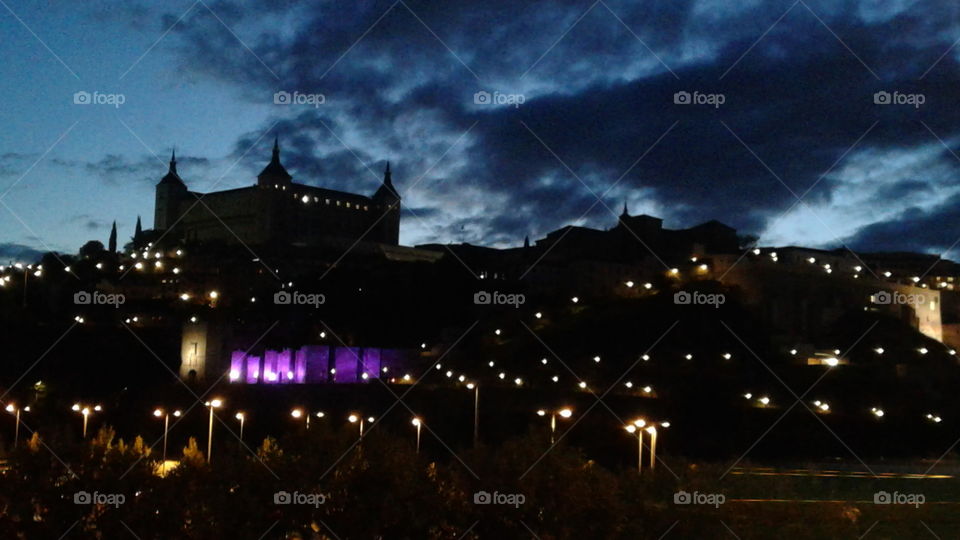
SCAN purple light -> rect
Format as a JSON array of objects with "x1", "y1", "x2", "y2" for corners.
[{"x1": 246, "y1": 355, "x2": 261, "y2": 384}]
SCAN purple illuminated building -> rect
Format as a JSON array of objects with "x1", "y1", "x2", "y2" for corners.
[{"x1": 229, "y1": 345, "x2": 413, "y2": 384}]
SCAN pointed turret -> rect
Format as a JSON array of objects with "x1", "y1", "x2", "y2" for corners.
[
  {"x1": 108, "y1": 221, "x2": 117, "y2": 253},
  {"x1": 373, "y1": 161, "x2": 400, "y2": 202},
  {"x1": 159, "y1": 149, "x2": 184, "y2": 186},
  {"x1": 135, "y1": 216, "x2": 143, "y2": 242},
  {"x1": 257, "y1": 136, "x2": 292, "y2": 187},
  {"x1": 372, "y1": 161, "x2": 401, "y2": 245},
  {"x1": 524, "y1": 235, "x2": 530, "y2": 248},
  {"x1": 620, "y1": 201, "x2": 629, "y2": 218}
]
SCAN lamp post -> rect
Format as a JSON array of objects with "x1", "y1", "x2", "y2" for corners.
[
  {"x1": 645, "y1": 426, "x2": 657, "y2": 470},
  {"x1": 348, "y1": 414, "x2": 375, "y2": 437},
  {"x1": 536, "y1": 407, "x2": 573, "y2": 444},
  {"x1": 5, "y1": 404, "x2": 29, "y2": 447},
  {"x1": 466, "y1": 382, "x2": 479, "y2": 447},
  {"x1": 204, "y1": 398, "x2": 222, "y2": 463},
  {"x1": 153, "y1": 408, "x2": 181, "y2": 474},
  {"x1": 625, "y1": 418, "x2": 646, "y2": 473},
  {"x1": 411, "y1": 417, "x2": 423, "y2": 454},
  {"x1": 71, "y1": 403, "x2": 101, "y2": 438},
  {"x1": 291, "y1": 408, "x2": 308, "y2": 429},
  {"x1": 235, "y1": 412, "x2": 245, "y2": 445}
]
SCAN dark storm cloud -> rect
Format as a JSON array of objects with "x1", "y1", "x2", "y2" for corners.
[
  {"x1": 844, "y1": 198, "x2": 960, "y2": 254},
  {"x1": 153, "y1": 0, "x2": 960, "y2": 250}
]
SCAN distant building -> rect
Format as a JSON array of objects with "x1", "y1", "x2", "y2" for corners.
[{"x1": 154, "y1": 139, "x2": 401, "y2": 247}]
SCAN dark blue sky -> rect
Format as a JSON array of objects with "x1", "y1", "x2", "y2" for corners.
[{"x1": 2, "y1": 0, "x2": 960, "y2": 261}]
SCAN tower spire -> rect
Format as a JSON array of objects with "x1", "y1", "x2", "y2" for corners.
[
  {"x1": 621, "y1": 200, "x2": 628, "y2": 218},
  {"x1": 384, "y1": 161, "x2": 393, "y2": 186},
  {"x1": 272, "y1": 136, "x2": 280, "y2": 162},
  {"x1": 169, "y1": 149, "x2": 177, "y2": 175}
]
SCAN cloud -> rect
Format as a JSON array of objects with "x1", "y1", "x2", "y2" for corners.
[{"x1": 137, "y1": 0, "x2": 960, "y2": 251}]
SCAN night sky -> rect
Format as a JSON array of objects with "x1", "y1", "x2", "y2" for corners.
[{"x1": 2, "y1": 0, "x2": 960, "y2": 260}]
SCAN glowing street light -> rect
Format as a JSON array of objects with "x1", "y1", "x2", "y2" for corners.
[
  {"x1": 71, "y1": 403, "x2": 101, "y2": 438},
  {"x1": 536, "y1": 407, "x2": 573, "y2": 444},
  {"x1": 645, "y1": 425, "x2": 658, "y2": 470},
  {"x1": 153, "y1": 408, "x2": 182, "y2": 473},
  {"x1": 235, "y1": 412, "x2": 246, "y2": 444},
  {"x1": 347, "y1": 414, "x2": 375, "y2": 437},
  {"x1": 624, "y1": 418, "x2": 646, "y2": 473},
  {"x1": 411, "y1": 417, "x2": 423, "y2": 453},
  {"x1": 291, "y1": 408, "x2": 316, "y2": 429},
  {"x1": 204, "y1": 399, "x2": 223, "y2": 463},
  {"x1": 5, "y1": 403, "x2": 29, "y2": 447}
]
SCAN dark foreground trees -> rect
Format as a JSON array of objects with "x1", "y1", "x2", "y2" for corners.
[{"x1": 0, "y1": 426, "x2": 952, "y2": 539}]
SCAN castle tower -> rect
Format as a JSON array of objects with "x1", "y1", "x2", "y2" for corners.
[
  {"x1": 372, "y1": 161, "x2": 401, "y2": 245},
  {"x1": 154, "y1": 150, "x2": 188, "y2": 231},
  {"x1": 257, "y1": 137, "x2": 293, "y2": 188}
]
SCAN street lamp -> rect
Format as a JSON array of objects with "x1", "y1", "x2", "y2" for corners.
[
  {"x1": 291, "y1": 408, "x2": 310, "y2": 429},
  {"x1": 411, "y1": 417, "x2": 423, "y2": 453},
  {"x1": 71, "y1": 403, "x2": 101, "y2": 438},
  {"x1": 645, "y1": 426, "x2": 657, "y2": 471},
  {"x1": 348, "y1": 414, "x2": 375, "y2": 437},
  {"x1": 153, "y1": 408, "x2": 181, "y2": 474},
  {"x1": 466, "y1": 382, "x2": 479, "y2": 447},
  {"x1": 204, "y1": 398, "x2": 223, "y2": 463},
  {"x1": 5, "y1": 403, "x2": 29, "y2": 447},
  {"x1": 624, "y1": 418, "x2": 646, "y2": 473},
  {"x1": 536, "y1": 407, "x2": 573, "y2": 444},
  {"x1": 235, "y1": 412, "x2": 245, "y2": 445}
]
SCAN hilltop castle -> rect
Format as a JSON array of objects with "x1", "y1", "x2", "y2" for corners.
[{"x1": 153, "y1": 138, "x2": 401, "y2": 247}]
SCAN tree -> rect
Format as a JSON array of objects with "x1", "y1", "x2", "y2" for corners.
[{"x1": 78, "y1": 240, "x2": 105, "y2": 259}]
